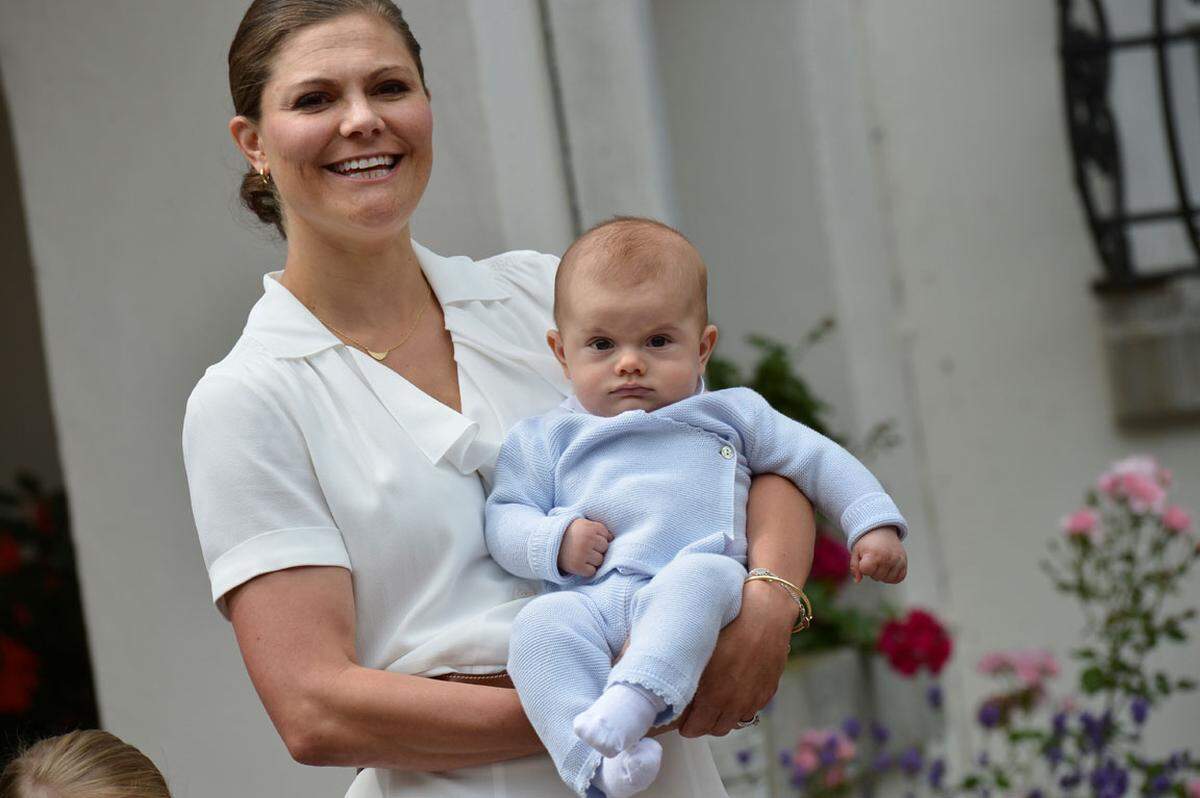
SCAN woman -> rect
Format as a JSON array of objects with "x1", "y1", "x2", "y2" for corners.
[{"x1": 183, "y1": 1, "x2": 816, "y2": 796}]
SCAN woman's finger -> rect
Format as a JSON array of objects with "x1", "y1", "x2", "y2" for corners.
[{"x1": 679, "y1": 701, "x2": 722, "y2": 738}]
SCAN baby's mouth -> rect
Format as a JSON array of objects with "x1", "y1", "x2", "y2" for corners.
[{"x1": 324, "y1": 153, "x2": 401, "y2": 179}]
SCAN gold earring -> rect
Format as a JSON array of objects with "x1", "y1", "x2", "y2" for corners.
[{"x1": 258, "y1": 166, "x2": 271, "y2": 187}]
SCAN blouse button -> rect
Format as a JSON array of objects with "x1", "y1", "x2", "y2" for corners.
[{"x1": 720, "y1": 445, "x2": 735, "y2": 460}]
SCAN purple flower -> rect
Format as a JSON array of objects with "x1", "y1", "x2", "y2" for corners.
[
  {"x1": 1089, "y1": 758, "x2": 1128, "y2": 798},
  {"x1": 789, "y1": 769, "x2": 807, "y2": 789},
  {"x1": 872, "y1": 752, "x2": 894, "y2": 773},
  {"x1": 1044, "y1": 745, "x2": 1063, "y2": 770},
  {"x1": 1059, "y1": 769, "x2": 1082, "y2": 790},
  {"x1": 818, "y1": 736, "x2": 840, "y2": 766},
  {"x1": 928, "y1": 757, "x2": 945, "y2": 789},
  {"x1": 1052, "y1": 711, "x2": 1068, "y2": 737},
  {"x1": 778, "y1": 750, "x2": 792, "y2": 767},
  {"x1": 926, "y1": 684, "x2": 943, "y2": 709},
  {"x1": 1080, "y1": 710, "x2": 1111, "y2": 751},
  {"x1": 898, "y1": 746, "x2": 923, "y2": 777},
  {"x1": 870, "y1": 720, "x2": 890, "y2": 743},
  {"x1": 1149, "y1": 774, "x2": 1171, "y2": 794},
  {"x1": 978, "y1": 702, "x2": 1002, "y2": 728},
  {"x1": 735, "y1": 749, "x2": 753, "y2": 767},
  {"x1": 841, "y1": 717, "x2": 862, "y2": 740},
  {"x1": 1131, "y1": 696, "x2": 1150, "y2": 725}
]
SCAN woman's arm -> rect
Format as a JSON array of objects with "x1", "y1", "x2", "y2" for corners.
[
  {"x1": 678, "y1": 474, "x2": 815, "y2": 738},
  {"x1": 226, "y1": 566, "x2": 543, "y2": 771}
]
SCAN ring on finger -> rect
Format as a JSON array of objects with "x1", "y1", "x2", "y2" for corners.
[{"x1": 735, "y1": 713, "x2": 761, "y2": 729}]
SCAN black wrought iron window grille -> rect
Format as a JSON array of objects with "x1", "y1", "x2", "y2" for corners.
[{"x1": 1059, "y1": 0, "x2": 1200, "y2": 293}]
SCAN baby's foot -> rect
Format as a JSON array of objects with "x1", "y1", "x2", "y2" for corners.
[
  {"x1": 595, "y1": 738, "x2": 663, "y2": 798},
  {"x1": 573, "y1": 683, "x2": 664, "y2": 757}
]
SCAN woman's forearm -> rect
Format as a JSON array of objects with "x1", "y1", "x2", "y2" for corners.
[
  {"x1": 227, "y1": 566, "x2": 543, "y2": 772},
  {"x1": 744, "y1": 473, "x2": 816, "y2": 626},
  {"x1": 292, "y1": 667, "x2": 543, "y2": 770}
]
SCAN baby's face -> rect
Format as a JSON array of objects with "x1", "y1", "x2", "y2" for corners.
[{"x1": 549, "y1": 273, "x2": 718, "y2": 417}]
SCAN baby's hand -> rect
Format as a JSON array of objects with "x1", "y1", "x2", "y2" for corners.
[
  {"x1": 850, "y1": 526, "x2": 907, "y2": 584},
  {"x1": 559, "y1": 518, "x2": 614, "y2": 578}
]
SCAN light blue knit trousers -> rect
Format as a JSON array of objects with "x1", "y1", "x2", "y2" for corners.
[{"x1": 508, "y1": 552, "x2": 747, "y2": 796}]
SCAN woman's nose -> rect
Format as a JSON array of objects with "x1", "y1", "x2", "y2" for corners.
[{"x1": 340, "y1": 96, "x2": 385, "y2": 138}]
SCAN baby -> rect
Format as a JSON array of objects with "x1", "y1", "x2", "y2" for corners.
[{"x1": 485, "y1": 217, "x2": 908, "y2": 798}]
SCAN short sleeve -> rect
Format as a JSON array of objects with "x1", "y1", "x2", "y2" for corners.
[{"x1": 182, "y1": 373, "x2": 349, "y2": 618}]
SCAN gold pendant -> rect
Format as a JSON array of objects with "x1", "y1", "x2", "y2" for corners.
[{"x1": 368, "y1": 350, "x2": 389, "y2": 361}]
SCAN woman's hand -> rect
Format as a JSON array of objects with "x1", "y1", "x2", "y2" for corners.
[
  {"x1": 678, "y1": 473, "x2": 815, "y2": 737},
  {"x1": 677, "y1": 579, "x2": 796, "y2": 737}
]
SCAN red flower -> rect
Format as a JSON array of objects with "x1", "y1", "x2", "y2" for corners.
[
  {"x1": 810, "y1": 534, "x2": 851, "y2": 585},
  {"x1": 33, "y1": 500, "x2": 55, "y2": 536},
  {"x1": 12, "y1": 604, "x2": 33, "y2": 628},
  {"x1": 0, "y1": 636, "x2": 40, "y2": 714},
  {"x1": 0, "y1": 533, "x2": 20, "y2": 575},
  {"x1": 876, "y1": 609, "x2": 953, "y2": 677}
]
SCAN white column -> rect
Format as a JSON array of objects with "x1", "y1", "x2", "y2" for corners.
[{"x1": 543, "y1": 0, "x2": 677, "y2": 227}]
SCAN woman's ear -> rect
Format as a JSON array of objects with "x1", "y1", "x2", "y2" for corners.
[
  {"x1": 230, "y1": 115, "x2": 267, "y2": 173},
  {"x1": 547, "y1": 330, "x2": 571, "y2": 379},
  {"x1": 697, "y1": 324, "x2": 719, "y2": 368}
]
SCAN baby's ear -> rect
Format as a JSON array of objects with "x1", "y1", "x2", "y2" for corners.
[
  {"x1": 697, "y1": 324, "x2": 719, "y2": 367},
  {"x1": 546, "y1": 330, "x2": 571, "y2": 377}
]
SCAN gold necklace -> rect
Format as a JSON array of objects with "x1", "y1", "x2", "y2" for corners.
[{"x1": 314, "y1": 291, "x2": 431, "y2": 362}]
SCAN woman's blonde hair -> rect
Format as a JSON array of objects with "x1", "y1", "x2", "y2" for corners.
[{"x1": 0, "y1": 730, "x2": 171, "y2": 798}]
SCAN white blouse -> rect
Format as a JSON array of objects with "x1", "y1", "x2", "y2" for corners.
[
  {"x1": 182, "y1": 243, "x2": 729, "y2": 798},
  {"x1": 183, "y1": 242, "x2": 570, "y2": 675}
]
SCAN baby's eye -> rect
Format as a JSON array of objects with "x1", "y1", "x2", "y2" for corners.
[
  {"x1": 647, "y1": 335, "x2": 671, "y2": 348},
  {"x1": 589, "y1": 339, "x2": 614, "y2": 351}
]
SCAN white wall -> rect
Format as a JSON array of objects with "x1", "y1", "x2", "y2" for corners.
[
  {"x1": 853, "y1": 0, "x2": 1200, "y2": 756},
  {"x1": 0, "y1": 1, "x2": 569, "y2": 795}
]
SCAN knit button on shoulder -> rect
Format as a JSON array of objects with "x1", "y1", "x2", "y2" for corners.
[{"x1": 720, "y1": 444, "x2": 735, "y2": 460}]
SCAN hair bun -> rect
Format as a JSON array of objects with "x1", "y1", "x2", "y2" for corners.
[{"x1": 239, "y1": 170, "x2": 285, "y2": 238}]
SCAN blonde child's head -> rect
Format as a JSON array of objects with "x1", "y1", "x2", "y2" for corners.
[
  {"x1": 0, "y1": 730, "x2": 171, "y2": 798},
  {"x1": 549, "y1": 216, "x2": 718, "y2": 417}
]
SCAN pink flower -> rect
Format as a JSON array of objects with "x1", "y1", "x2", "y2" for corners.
[
  {"x1": 1060, "y1": 508, "x2": 1099, "y2": 539},
  {"x1": 1163, "y1": 505, "x2": 1193, "y2": 534},
  {"x1": 1010, "y1": 649, "x2": 1059, "y2": 686},
  {"x1": 977, "y1": 652, "x2": 1010, "y2": 675},
  {"x1": 976, "y1": 649, "x2": 1059, "y2": 687},
  {"x1": 1187, "y1": 778, "x2": 1200, "y2": 798},
  {"x1": 1097, "y1": 456, "x2": 1171, "y2": 514},
  {"x1": 1119, "y1": 473, "x2": 1167, "y2": 514}
]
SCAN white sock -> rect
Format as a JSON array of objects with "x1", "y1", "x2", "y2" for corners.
[
  {"x1": 593, "y1": 738, "x2": 663, "y2": 798},
  {"x1": 573, "y1": 683, "x2": 667, "y2": 758}
]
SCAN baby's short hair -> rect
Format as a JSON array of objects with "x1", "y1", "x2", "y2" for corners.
[{"x1": 554, "y1": 216, "x2": 709, "y2": 328}]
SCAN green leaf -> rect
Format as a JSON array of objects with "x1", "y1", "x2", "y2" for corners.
[
  {"x1": 1155, "y1": 672, "x2": 1171, "y2": 695},
  {"x1": 1177, "y1": 678, "x2": 1197, "y2": 692},
  {"x1": 993, "y1": 770, "x2": 1011, "y2": 790},
  {"x1": 1081, "y1": 667, "x2": 1107, "y2": 694}
]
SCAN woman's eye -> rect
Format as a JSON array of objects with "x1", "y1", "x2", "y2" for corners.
[
  {"x1": 294, "y1": 92, "x2": 329, "y2": 109},
  {"x1": 648, "y1": 335, "x2": 670, "y2": 348},
  {"x1": 377, "y1": 81, "x2": 410, "y2": 96}
]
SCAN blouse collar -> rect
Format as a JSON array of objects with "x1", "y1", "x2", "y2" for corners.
[{"x1": 245, "y1": 240, "x2": 510, "y2": 360}]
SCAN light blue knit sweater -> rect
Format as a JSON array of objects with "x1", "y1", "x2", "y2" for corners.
[{"x1": 485, "y1": 387, "x2": 907, "y2": 586}]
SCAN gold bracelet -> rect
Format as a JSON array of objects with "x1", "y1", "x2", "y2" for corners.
[{"x1": 745, "y1": 568, "x2": 813, "y2": 633}]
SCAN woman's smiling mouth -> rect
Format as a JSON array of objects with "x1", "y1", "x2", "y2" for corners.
[{"x1": 324, "y1": 153, "x2": 402, "y2": 181}]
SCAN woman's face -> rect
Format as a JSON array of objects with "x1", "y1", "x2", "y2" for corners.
[{"x1": 232, "y1": 13, "x2": 433, "y2": 244}]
